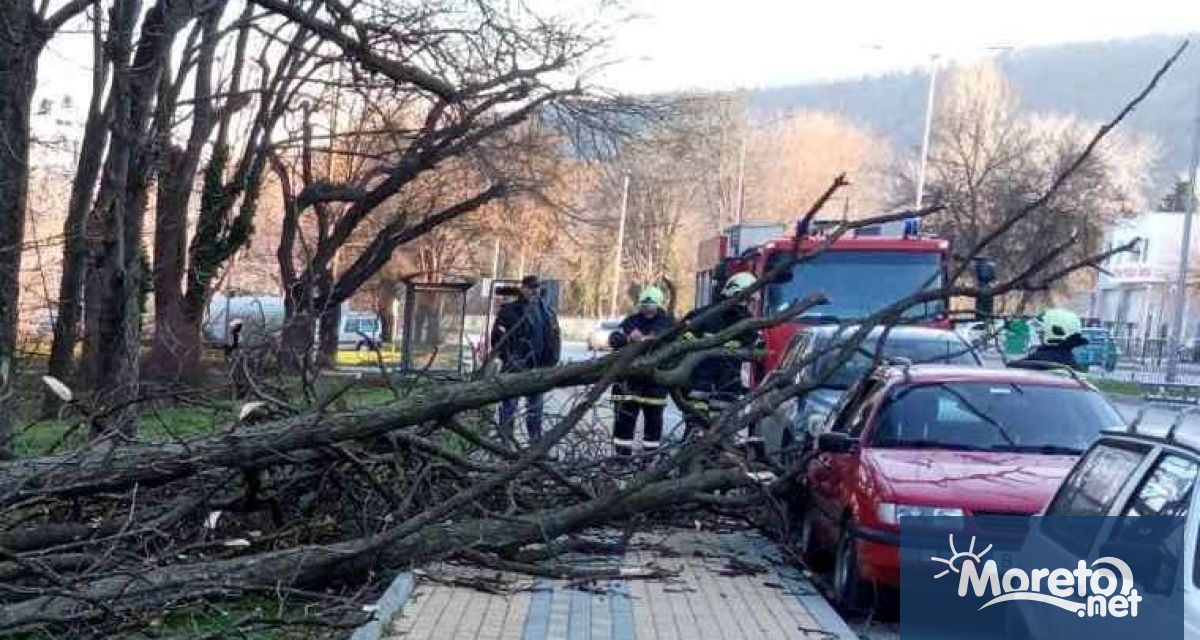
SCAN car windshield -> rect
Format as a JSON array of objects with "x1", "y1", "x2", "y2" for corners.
[
  {"x1": 871, "y1": 382, "x2": 1122, "y2": 454},
  {"x1": 766, "y1": 251, "x2": 944, "y2": 321},
  {"x1": 810, "y1": 335, "x2": 978, "y2": 389}
]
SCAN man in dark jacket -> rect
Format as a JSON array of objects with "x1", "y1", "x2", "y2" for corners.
[
  {"x1": 1015, "y1": 308, "x2": 1087, "y2": 371},
  {"x1": 491, "y1": 275, "x2": 562, "y2": 442},
  {"x1": 677, "y1": 272, "x2": 760, "y2": 439},
  {"x1": 608, "y1": 286, "x2": 675, "y2": 456}
]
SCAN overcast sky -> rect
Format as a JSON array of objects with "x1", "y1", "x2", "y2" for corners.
[
  {"x1": 601, "y1": 0, "x2": 1198, "y2": 92},
  {"x1": 34, "y1": 0, "x2": 1198, "y2": 105}
]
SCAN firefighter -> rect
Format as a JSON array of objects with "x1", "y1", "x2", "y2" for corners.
[
  {"x1": 608, "y1": 286, "x2": 675, "y2": 456},
  {"x1": 1018, "y1": 308, "x2": 1087, "y2": 371},
  {"x1": 677, "y1": 271, "x2": 761, "y2": 439}
]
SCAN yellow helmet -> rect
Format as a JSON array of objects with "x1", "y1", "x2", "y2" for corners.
[
  {"x1": 638, "y1": 285, "x2": 666, "y2": 307},
  {"x1": 1041, "y1": 308, "x2": 1082, "y2": 345}
]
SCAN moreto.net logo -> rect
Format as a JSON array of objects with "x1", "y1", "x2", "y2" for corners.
[{"x1": 931, "y1": 534, "x2": 1142, "y2": 618}]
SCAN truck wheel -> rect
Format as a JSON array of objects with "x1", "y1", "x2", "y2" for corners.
[{"x1": 833, "y1": 526, "x2": 868, "y2": 612}]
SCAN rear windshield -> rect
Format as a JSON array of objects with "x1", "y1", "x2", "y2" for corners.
[
  {"x1": 811, "y1": 336, "x2": 979, "y2": 389},
  {"x1": 870, "y1": 382, "x2": 1122, "y2": 455}
]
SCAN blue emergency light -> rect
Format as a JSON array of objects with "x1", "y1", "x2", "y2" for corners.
[{"x1": 902, "y1": 218, "x2": 920, "y2": 237}]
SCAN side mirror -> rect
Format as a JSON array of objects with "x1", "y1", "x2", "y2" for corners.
[{"x1": 817, "y1": 431, "x2": 856, "y2": 454}]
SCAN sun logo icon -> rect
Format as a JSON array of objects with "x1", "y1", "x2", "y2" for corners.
[{"x1": 930, "y1": 534, "x2": 992, "y2": 580}]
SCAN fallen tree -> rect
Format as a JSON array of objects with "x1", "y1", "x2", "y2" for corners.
[{"x1": 0, "y1": 42, "x2": 1184, "y2": 637}]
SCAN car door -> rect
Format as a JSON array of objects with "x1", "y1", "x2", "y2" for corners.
[
  {"x1": 759, "y1": 331, "x2": 808, "y2": 459},
  {"x1": 808, "y1": 377, "x2": 885, "y2": 539},
  {"x1": 1026, "y1": 440, "x2": 1158, "y2": 637},
  {"x1": 1089, "y1": 449, "x2": 1199, "y2": 637}
]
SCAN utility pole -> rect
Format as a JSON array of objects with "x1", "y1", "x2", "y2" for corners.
[
  {"x1": 1166, "y1": 83, "x2": 1200, "y2": 382},
  {"x1": 491, "y1": 238, "x2": 500, "y2": 279},
  {"x1": 735, "y1": 135, "x2": 747, "y2": 224},
  {"x1": 610, "y1": 174, "x2": 630, "y2": 318},
  {"x1": 915, "y1": 54, "x2": 940, "y2": 209}
]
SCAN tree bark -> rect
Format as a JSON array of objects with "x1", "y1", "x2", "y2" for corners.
[
  {"x1": 0, "y1": 3, "x2": 46, "y2": 457},
  {"x1": 84, "y1": 0, "x2": 199, "y2": 435},
  {"x1": 0, "y1": 468, "x2": 750, "y2": 630},
  {"x1": 44, "y1": 24, "x2": 111, "y2": 413},
  {"x1": 148, "y1": 7, "x2": 223, "y2": 382}
]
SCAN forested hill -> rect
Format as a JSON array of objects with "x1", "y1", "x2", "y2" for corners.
[{"x1": 751, "y1": 34, "x2": 1200, "y2": 186}]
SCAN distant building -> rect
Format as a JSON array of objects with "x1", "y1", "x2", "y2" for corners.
[
  {"x1": 29, "y1": 94, "x2": 83, "y2": 171},
  {"x1": 1093, "y1": 211, "x2": 1200, "y2": 341}
]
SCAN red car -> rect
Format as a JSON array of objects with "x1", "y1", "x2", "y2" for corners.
[{"x1": 797, "y1": 364, "x2": 1124, "y2": 609}]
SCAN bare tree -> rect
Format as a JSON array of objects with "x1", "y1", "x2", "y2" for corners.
[
  {"x1": 899, "y1": 60, "x2": 1157, "y2": 311},
  {"x1": 254, "y1": 0, "x2": 616, "y2": 368},
  {"x1": 0, "y1": 0, "x2": 95, "y2": 456},
  {"x1": 147, "y1": 1, "x2": 320, "y2": 382}
]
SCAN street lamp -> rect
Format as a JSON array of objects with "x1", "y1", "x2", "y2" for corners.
[
  {"x1": 914, "y1": 54, "x2": 940, "y2": 209},
  {"x1": 1165, "y1": 82, "x2": 1200, "y2": 383},
  {"x1": 861, "y1": 44, "x2": 1013, "y2": 209}
]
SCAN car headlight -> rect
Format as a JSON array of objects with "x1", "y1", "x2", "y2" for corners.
[{"x1": 876, "y1": 503, "x2": 964, "y2": 525}]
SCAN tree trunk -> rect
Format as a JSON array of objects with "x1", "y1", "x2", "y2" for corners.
[
  {"x1": 44, "y1": 5, "x2": 112, "y2": 414},
  {"x1": 279, "y1": 283, "x2": 315, "y2": 371},
  {"x1": 149, "y1": 8, "x2": 224, "y2": 383},
  {"x1": 0, "y1": 4, "x2": 44, "y2": 457},
  {"x1": 148, "y1": 148, "x2": 197, "y2": 382},
  {"x1": 84, "y1": 0, "x2": 198, "y2": 435},
  {"x1": 318, "y1": 304, "x2": 340, "y2": 365}
]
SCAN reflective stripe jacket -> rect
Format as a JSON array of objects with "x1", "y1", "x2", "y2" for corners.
[
  {"x1": 609, "y1": 310, "x2": 675, "y2": 403},
  {"x1": 680, "y1": 302, "x2": 758, "y2": 393}
]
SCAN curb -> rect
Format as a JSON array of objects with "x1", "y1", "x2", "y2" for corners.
[
  {"x1": 347, "y1": 572, "x2": 415, "y2": 640},
  {"x1": 748, "y1": 537, "x2": 859, "y2": 639}
]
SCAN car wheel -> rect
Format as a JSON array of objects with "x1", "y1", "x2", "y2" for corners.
[
  {"x1": 797, "y1": 508, "x2": 831, "y2": 572},
  {"x1": 833, "y1": 526, "x2": 868, "y2": 612}
]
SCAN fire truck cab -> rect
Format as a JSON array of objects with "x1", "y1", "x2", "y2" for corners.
[{"x1": 695, "y1": 219, "x2": 955, "y2": 378}]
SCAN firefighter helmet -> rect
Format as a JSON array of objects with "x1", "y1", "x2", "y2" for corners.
[
  {"x1": 638, "y1": 285, "x2": 666, "y2": 307},
  {"x1": 1041, "y1": 308, "x2": 1082, "y2": 345},
  {"x1": 720, "y1": 272, "x2": 758, "y2": 297}
]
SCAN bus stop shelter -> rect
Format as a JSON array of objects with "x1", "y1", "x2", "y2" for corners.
[{"x1": 398, "y1": 276, "x2": 476, "y2": 377}]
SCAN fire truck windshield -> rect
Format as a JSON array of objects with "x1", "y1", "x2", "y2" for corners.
[{"x1": 765, "y1": 250, "x2": 943, "y2": 321}]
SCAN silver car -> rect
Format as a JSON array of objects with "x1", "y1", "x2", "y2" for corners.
[
  {"x1": 587, "y1": 319, "x2": 622, "y2": 352},
  {"x1": 757, "y1": 325, "x2": 983, "y2": 465}
]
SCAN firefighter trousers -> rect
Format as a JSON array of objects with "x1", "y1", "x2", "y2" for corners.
[{"x1": 612, "y1": 400, "x2": 665, "y2": 456}]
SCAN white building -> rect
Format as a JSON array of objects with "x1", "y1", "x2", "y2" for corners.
[
  {"x1": 1094, "y1": 211, "x2": 1200, "y2": 341},
  {"x1": 29, "y1": 94, "x2": 83, "y2": 170}
]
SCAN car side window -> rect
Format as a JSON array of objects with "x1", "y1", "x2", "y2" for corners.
[
  {"x1": 1043, "y1": 442, "x2": 1149, "y2": 557},
  {"x1": 1105, "y1": 453, "x2": 1197, "y2": 594}
]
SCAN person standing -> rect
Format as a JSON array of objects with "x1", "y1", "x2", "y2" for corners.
[
  {"x1": 608, "y1": 286, "x2": 675, "y2": 456},
  {"x1": 677, "y1": 272, "x2": 760, "y2": 439},
  {"x1": 491, "y1": 275, "x2": 562, "y2": 443},
  {"x1": 1016, "y1": 308, "x2": 1087, "y2": 371}
]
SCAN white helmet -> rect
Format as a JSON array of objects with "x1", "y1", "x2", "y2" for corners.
[{"x1": 720, "y1": 272, "x2": 758, "y2": 297}]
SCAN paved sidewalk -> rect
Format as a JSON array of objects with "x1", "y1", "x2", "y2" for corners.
[{"x1": 366, "y1": 529, "x2": 854, "y2": 640}]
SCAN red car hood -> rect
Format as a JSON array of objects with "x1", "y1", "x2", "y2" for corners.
[{"x1": 862, "y1": 448, "x2": 1077, "y2": 515}]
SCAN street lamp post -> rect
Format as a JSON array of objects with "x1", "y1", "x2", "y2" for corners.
[
  {"x1": 1165, "y1": 83, "x2": 1200, "y2": 383},
  {"x1": 915, "y1": 54, "x2": 940, "y2": 209},
  {"x1": 609, "y1": 174, "x2": 630, "y2": 318}
]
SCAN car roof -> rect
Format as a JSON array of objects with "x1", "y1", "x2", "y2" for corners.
[
  {"x1": 875, "y1": 363, "x2": 1084, "y2": 388},
  {"x1": 1097, "y1": 420, "x2": 1200, "y2": 459},
  {"x1": 802, "y1": 325, "x2": 967, "y2": 342}
]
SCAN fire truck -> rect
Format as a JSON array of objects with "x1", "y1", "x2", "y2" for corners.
[{"x1": 695, "y1": 218, "x2": 991, "y2": 379}]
